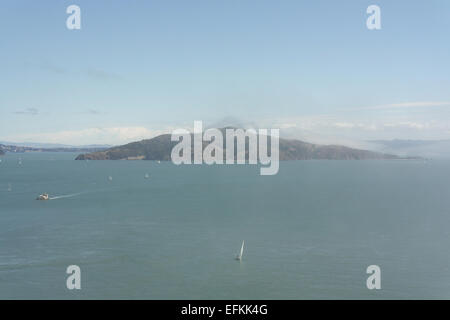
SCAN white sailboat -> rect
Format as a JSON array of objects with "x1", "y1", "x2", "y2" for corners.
[{"x1": 235, "y1": 240, "x2": 245, "y2": 261}]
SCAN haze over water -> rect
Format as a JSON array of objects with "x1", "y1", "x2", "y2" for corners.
[{"x1": 1, "y1": 152, "x2": 450, "y2": 299}]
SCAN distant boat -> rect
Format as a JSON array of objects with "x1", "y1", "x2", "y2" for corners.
[
  {"x1": 144, "y1": 173, "x2": 150, "y2": 179},
  {"x1": 235, "y1": 240, "x2": 244, "y2": 261},
  {"x1": 36, "y1": 193, "x2": 49, "y2": 200},
  {"x1": 157, "y1": 160, "x2": 161, "y2": 164}
]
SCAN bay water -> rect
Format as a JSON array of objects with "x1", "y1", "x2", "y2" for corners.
[{"x1": 1, "y1": 152, "x2": 450, "y2": 299}]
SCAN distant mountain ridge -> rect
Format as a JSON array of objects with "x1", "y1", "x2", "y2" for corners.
[
  {"x1": 369, "y1": 139, "x2": 450, "y2": 159},
  {"x1": 75, "y1": 129, "x2": 407, "y2": 161},
  {"x1": 0, "y1": 144, "x2": 109, "y2": 154},
  {"x1": 0, "y1": 141, "x2": 112, "y2": 149}
]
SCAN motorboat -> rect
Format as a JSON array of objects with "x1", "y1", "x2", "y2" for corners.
[{"x1": 36, "y1": 193, "x2": 49, "y2": 200}]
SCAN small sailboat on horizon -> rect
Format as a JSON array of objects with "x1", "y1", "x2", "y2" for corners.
[{"x1": 235, "y1": 240, "x2": 244, "y2": 261}]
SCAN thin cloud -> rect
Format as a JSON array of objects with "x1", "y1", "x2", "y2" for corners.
[
  {"x1": 348, "y1": 101, "x2": 450, "y2": 111},
  {"x1": 86, "y1": 68, "x2": 121, "y2": 80},
  {"x1": 41, "y1": 63, "x2": 68, "y2": 75},
  {"x1": 24, "y1": 61, "x2": 68, "y2": 74},
  {"x1": 13, "y1": 107, "x2": 39, "y2": 115},
  {"x1": 333, "y1": 122, "x2": 378, "y2": 131},
  {"x1": 73, "y1": 109, "x2": 106, "y2": 116},
  {"x1": 383, "y1": 121, "x2": 431, "y2": 129},
  {"x1": 3, "y1": 126, "x2": 170, "y2": 146},
  {"x1": 87, "y1": 109, "x2": 102, "y2": 115}
]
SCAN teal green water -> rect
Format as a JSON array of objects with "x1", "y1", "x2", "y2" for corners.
[{"x1": 1, "y1": 152, "x2": 450, "y2": 299}]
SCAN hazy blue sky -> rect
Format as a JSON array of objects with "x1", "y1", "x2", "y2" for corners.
[{"x1": 1, "y1": 0, "x2": 450, "y2": 145}]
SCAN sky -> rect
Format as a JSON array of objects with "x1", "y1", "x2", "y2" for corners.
[{"x1": 1, "y1": 0, "x2": 450, "y2": 146}]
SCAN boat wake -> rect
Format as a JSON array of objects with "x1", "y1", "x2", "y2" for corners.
[
  {"x1": 49, "y1": 192, "x2": 84, "y2": 200},
  {"x1": 45, "y1": 185, "x2": 122, "y2": 201}
]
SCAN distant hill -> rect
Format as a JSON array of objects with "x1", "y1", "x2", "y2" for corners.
[
  {"x1": 369, "y1": 139, "x2": 450, "y2": 159},
  {"x1": 0, "y1": 144, "x2": 109, "y2": 154},
  {"x1": 75, "y1": 129, "x2": 405, "y2": 161},
  {"x1": 0, "y1": 141, "x2": 112, "y2": 149}
]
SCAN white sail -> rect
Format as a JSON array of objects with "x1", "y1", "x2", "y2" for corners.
[{"x1": 238, "y1": 240, "x2": 244, "y2": 260}]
